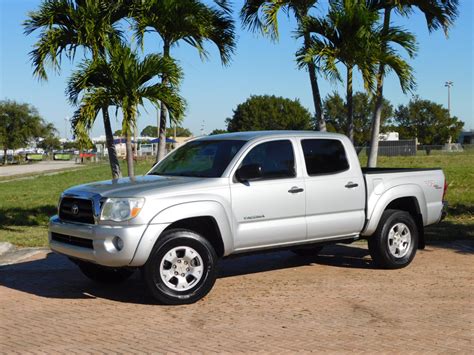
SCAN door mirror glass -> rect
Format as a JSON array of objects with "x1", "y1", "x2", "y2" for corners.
[{"x1": 236, "y1": 164, "x2": 263, "y2": 182}]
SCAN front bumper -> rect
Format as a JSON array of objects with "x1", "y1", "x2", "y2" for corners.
[{"x1": 48, "y1": 216, "x2": 165, "y2": 267}]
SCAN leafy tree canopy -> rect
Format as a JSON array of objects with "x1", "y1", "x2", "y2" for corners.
[
  {"x1": 226, "y1": 95, "x2": 313, "y2": 132},
  {"x1": 209, "y1": 129, "x2": 228, "y2": 135},
  {"x1": 0, "y1": 100, "x2": 58, "y2": 156},
  {"x1": 324, "y1": 92, "x2": 393, "y2": 146},
  {"x1": 389, "y1": 96, "x2": 464, "y2": 145},
  {"x1": 140, "y1": 125, "x2": 192, "y2": 137}
]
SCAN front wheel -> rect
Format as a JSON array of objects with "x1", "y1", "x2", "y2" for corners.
[
  {"x1": 142, "y1": 229, "x2": 218, "y2": 305},
  {"x1": 368, "y1": 209, "x2": 418, "y2": 269}
]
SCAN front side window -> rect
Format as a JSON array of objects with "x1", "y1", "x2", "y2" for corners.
[
  {"x1": 240, "y1": 140, "x2": 295, "y2": 179},
  {"x1": 301, "y1": 139, "x2": 349, "y2": 175},
  {"x1": 149, "y1": 140, "x2": 245, "y2": 177}
]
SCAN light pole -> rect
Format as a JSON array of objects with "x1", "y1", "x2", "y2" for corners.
[
  {"x1": 64, "y1": 116, "x2": 70, "y2": 140},
  {"x1": 444, "y1": 81, "x2": 453, "y2": 117}
]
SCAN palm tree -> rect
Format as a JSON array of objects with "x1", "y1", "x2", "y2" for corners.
[
  {"x1": 24, "y1": 0, "x2": 128, "y2": 179},
  {"x1": 300, "y1": 0, "x2": 417, "y2": 144},
  {"x1": 67, "y1": 43, "x2": 185, "y2": 178},
  {"x1": 131, "y1": 0, "x2": 236, "y2": 162},
  {"x1": 241, "y1": 0, "x2": 327, "y2": 132},
  {"x1": 297, "y1": 0, "x2": 382, "y2": 143},
  {"x1": 366, "y1": 0, "x2": 459, "y2": 167}
]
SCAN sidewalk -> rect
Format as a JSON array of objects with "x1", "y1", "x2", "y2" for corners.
[{"x1": 0, "y1": 161, "x2": 85, "y2": 179}]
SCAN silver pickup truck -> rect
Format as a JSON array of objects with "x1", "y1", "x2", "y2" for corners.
[{"x1": 49, "y1": 131, "x2": 447, "y2": 304}]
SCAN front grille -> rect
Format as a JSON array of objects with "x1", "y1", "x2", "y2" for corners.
[
  {"x1": 51, "y1": 232, "x2": 93, "y2": 249},
  {"x1": 59, "y1": 197, "x2": 95, "y2": 224}
]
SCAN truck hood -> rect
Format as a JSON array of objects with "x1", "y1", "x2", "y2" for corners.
[{"x1": 63, "y1": 175, "x2": 200, "y2": 197}]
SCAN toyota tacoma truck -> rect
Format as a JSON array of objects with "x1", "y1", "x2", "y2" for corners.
[{"x1": 49, "y1": 131, "x2": 447, "y2": 304}]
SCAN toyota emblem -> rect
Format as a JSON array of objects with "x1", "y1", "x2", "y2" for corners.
[{"x1": 71, "y1": 204, "x2": 79, "y2": 215}]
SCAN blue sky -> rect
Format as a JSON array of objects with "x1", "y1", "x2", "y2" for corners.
[{"x1": 1, "y1": 0, "x2": 473, "y2": 138}]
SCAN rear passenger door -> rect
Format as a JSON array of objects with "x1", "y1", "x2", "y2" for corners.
[
  {"x1": 230, "y1": 139, "x2": 306, "y2": 250},
  {"x1": 301, "y1": 138, "x2": 365, "y2": 239}
]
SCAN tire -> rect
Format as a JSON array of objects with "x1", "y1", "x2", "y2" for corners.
[
  {"x1": 77, "y1": 261, "x2": 135, "y2": 284},
  {"x1": 142, "y1": 229, "x2": 218, "y2": 305},
  {"x1": 291, "y1": 245, "x2": 324, "y2": 257},
  {"x1": 368, "y1": 209, "x2": 418, "y2": 269}
]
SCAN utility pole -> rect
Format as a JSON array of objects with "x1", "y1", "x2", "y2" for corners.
[{"x1": 444, "y1": 81, "x2": 453, "y2": 117}]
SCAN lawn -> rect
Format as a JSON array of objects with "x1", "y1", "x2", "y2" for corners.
[{"x1": 0, "y1": 153, "x2": 472, "y2": 248}]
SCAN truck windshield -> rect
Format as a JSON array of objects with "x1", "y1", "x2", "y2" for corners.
[{"x1": 149, "y1": 140, "x2": 246, "y2": 178}]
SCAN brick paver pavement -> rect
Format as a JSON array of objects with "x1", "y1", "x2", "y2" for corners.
[{"x1": 1, "y1": 242, "x2": 473, "y2": 353}]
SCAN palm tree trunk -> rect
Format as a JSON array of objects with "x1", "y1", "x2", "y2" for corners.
[
  {"x1": 367, "y1": 8, "x2": 391, "y2": 168},
  {"x1": 303, "y1": 32, "x2": 326, "y2": 132},
  {"x1": 347, "y1": 66, "x2": 354, "y2": 143},
  {"x1": 102, "y1": 106, "x2": 122, "y2": 179},
  {"x1": 156, "y1": 42, "x2": 170, "y2": 162},
  {"x1": 125, "y1": 129, "x2": 134, "y2": 178}
]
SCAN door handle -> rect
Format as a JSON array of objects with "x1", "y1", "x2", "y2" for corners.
[
  {"x1": 345, "y1": 182, "x2": 359, "y2": 189},
  {"x1": 288, "y1": 186, "x2": 304, "y2": 193}
]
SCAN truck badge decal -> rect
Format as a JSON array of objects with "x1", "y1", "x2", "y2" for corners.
[
  {"x1": 71, "y1": 204, "x2": 79, "y2": 215},
  {"x1": 244, "y1": 215, "x2": 265, "y2": 220}
]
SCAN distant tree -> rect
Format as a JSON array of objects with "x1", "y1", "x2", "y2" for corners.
[
  {"x1": 167, "y1": 126, "x2": 192, "y2": 137},
  {"x1": 140, "y1": 125, "x2": 156, "y2": 137},
  {"x1": 209, "y1": 129, "x2": 228, "y2": 135},
  {"x1": 390, "y1": 97, "x2": 464, "y2": 150},
  {"x1": 37, "y1": 122, "x2": 61, "y2": 151},
  {"x1": 226, "y1": 95, "x2": 313, "y2": 132},
  {"x1": 0, "y1": 100, "x2": 49, "y2": 164},
  {"x1": 113, "y1": 129, "x2": 123, "y2": 137},
  {"x1": 324, "y1": 92, "x2": 393, "y2": 146}
]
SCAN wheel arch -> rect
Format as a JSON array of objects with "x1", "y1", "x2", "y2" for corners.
[
  {"x1": 151, "y1": 200, "x2": 232, "y2": 256},
  {"x1": 363, "y1": 185, "x2": 427, "y2": 249}
]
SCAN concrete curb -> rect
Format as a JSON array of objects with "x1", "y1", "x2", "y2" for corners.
[{"x1": 0, "y1": 243, "x2": 49, "y2": 266}]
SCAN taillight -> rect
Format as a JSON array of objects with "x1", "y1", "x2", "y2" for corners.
[{"x1": 442, "y1": 179, "x2": 448, "y2": 200}]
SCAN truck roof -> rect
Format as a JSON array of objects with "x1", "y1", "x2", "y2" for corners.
[{"x1": 197, "y1": 130, "x2": 346, "y2": 142}]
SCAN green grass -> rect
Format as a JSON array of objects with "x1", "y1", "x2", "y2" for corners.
[{"x1": 0, "y1": 154, "x2": 472, "y2": 248}]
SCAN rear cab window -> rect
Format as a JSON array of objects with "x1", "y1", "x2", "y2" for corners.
[{"x1": 301, "y1": 139, "x2": 349, "y2": 175}]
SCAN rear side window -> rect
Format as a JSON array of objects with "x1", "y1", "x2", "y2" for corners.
[
  {"x1": 301, "y1": 139, "x2": 349, "y2": 175},
  {"x1": 241, "y1": 140, "x2": 295, "y2": 179}
]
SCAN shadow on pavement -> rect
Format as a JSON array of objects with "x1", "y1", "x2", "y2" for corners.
[
  {"x1": 1, "y1": 241, "x2": 471, "y2": 305},
  {"x1": 0, "y1": 244, "x2": 373, "y2": 305}
]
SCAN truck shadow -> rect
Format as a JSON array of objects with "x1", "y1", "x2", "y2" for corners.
[
  {"x1": 0, "y1": 241, "x2": 471, "y2": 305},
  {"x1": 0, "y1": 244, "x2": 372, "y2": 305}
]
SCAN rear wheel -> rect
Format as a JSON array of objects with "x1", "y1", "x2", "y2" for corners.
[
  {"x1": 77, "y1": 261, "x2": 135, "y2": 284},
  {"x1": 142, "y1": 229, "x2": 218, "y2": 305},
  {"x1": 291, "y1": 245, "x2": 324, "y2": 257},
  {"x1": 368, "y1": 209, "x2": 418, "y2": 269}
]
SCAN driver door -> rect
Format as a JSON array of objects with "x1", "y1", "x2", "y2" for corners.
[{"x1": 230, "y1": 139, "x2": 306, "y2": 250}]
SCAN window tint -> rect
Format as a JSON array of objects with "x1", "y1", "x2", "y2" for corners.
[
  {"x1": 240, "y1": 140, "x2": 295, "y2": 179},
  {"x1": 301, "y1": 139, "x2": 349, "y2": 175}
]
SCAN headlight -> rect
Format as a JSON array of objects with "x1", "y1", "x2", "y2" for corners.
[{"x1": 100, "y1": 198, "x2": 145, "y2": 222}]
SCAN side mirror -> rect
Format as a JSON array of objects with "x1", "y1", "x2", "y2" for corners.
[{"x1": 236, "y1": 164, "x2": 263, "y2": 182}]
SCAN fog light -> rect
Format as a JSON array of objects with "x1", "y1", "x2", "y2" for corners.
[{"x1": 113, "y1": 236, "x2": 124, "y2": 251}]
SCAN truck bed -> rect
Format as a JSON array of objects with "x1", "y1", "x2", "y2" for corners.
[{"x1": 361, "y1": 167, "x2": 445, "y2": 235}]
